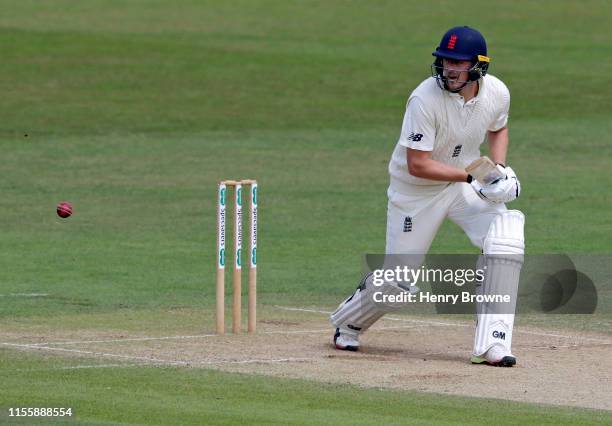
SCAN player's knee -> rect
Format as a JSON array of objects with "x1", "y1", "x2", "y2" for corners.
[{"x1": 483, "y1": 210, "x2": 524, "y2": 255}]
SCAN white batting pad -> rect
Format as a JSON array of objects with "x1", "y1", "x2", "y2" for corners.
[
  {"x1": 330, "y1": 273, "x2": 408, "y2": 337},
  {"x1": 473, "y1": 210, "x2": 525, "y2": 356}
]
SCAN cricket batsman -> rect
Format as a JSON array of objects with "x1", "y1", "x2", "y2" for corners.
[{"x1": 331, "y1": 26, "x2": 524, "y2": 366}]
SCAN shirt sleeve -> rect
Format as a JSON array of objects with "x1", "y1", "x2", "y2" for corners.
[
  {"x1": 488, "y1": 85, "x2": 510, "y2": 132},
  {"x1": 397, "y1": 96, "x2": 436, "y2": 151}
]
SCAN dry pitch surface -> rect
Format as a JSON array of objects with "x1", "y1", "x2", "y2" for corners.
[{"x1": 2, "y1": 306, "x2": 611, "y2": 411}]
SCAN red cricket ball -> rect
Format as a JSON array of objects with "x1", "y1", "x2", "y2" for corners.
[{"x1": 57, "y1": 202, "x2": 73, "y2": 218}]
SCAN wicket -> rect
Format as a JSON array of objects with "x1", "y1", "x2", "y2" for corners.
[{"x1": 216, "y1": 179, "x2": 257, "y2": 334}]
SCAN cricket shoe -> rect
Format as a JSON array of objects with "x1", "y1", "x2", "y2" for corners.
[
  {"x1": 471, "y1": 344, "x2": 516, "y2": 367},
  {"x1": 333, "y1": 328, "x2": 359, "y2": 351}
]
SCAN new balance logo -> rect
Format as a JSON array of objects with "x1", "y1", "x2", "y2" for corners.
[
  {"x1": 452, "y1": 145, "x2": 462, "y2": 157},
  {"x1": 403, "y1": 217, "x2": 412, "y2": 232},
  {"x1": 492, "y1": 330, "x2": 506, "y2": 340},
  {"x1": 407, "y1": 132, "x2": 423, "y2": 142}
]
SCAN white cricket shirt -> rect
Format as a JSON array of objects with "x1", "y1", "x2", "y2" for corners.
[{"x1": 388, "y1": 74, "x2": 510, "y2": 192}]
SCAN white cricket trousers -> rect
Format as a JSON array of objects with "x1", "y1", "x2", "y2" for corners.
[{"x1": 386, "y1": 182, "x2": 507, "y2": 253}]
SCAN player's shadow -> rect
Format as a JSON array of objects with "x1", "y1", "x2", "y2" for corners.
[{"x1": 359, "y1": 345, "x2": 469, "y2": 363}]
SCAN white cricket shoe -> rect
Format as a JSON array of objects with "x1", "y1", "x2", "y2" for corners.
[
  {"x1": 333, "y1": 328, "x2": 359, "y2": 351},
  {"x1": 471, "y1": 344, "x2": 516, "y2": 367}
]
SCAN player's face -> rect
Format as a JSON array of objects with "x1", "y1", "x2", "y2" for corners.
[{"x1": 442, "y1": 59, "x2": 472, "y2": 91}]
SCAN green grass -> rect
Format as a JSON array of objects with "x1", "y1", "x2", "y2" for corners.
[
  {"x1": 2, "y1": 128, "x2": 611, "y2": 318},
  {"x1": 1, "y1": 350, "x2": 610, "y2": 426},
  {"x1": 1, "y1": 0, "x2": 611, "y2": 423}
]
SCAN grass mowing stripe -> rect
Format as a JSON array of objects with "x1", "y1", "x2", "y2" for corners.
[
  {"x1": 1, "y1": 126, "x2": 610, "y2": 319},
  {"x1": 1, "y1": 350, "x2": 610, "y2": 426}
]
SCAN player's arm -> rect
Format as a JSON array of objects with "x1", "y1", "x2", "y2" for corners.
[
  {"x1": 399, "y1": 97, "x2": 470, "y2": 183},
  {"x1": 487, "y1": 126, "x2": 509, "y2": 165},
  {"x1": 487, "y1": 83, "x2": 511, "y2": 165},
  {"x1": 407, "y1": 149, "x2": 470, "y2": 182}
]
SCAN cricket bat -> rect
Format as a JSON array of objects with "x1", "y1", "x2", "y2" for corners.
[{"x1": 466, "y1": 156, "x2": 505, "y2": 185}]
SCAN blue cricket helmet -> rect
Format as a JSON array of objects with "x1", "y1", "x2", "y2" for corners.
[
  {"x1": 433, "y1": 26, "x2": 488, "y2": 62},
  {"x1": 431, "y1": 26, "x2": 490, "y2": 90}
]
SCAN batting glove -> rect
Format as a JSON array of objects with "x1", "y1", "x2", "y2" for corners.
[{"x1": 471, "y1": 165, "x2": 521, "y2": 204}]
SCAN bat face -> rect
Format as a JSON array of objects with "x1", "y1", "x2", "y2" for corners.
[{"x1": 466, "y1": 157, "x2": 505, "y2": 184}]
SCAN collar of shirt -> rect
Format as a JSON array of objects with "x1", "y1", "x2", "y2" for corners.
[{"x1": 447, "y1": 78, "x2": 484, "y2": 107}]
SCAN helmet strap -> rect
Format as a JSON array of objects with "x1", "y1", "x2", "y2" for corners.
[{"x1": 432, "y1": 59, "x2": 482, "y2": 93}]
